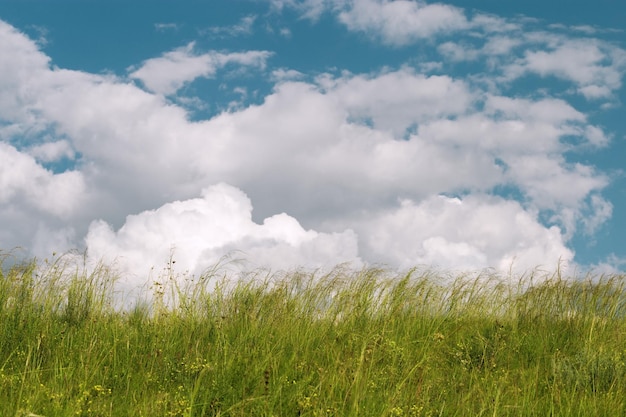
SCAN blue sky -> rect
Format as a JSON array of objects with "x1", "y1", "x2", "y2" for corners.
[{"x1": 0, "y1": 0, "x2": 625, "y2": 288}]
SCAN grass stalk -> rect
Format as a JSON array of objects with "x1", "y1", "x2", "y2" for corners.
[{"x1": 1, "y1": 253, "x2": 626, "y2": 416}]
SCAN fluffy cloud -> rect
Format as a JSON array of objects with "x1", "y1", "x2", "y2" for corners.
[
  {"x1": 0, "y1": 143, "x2": 85, "y2": 219},
  {"x1": 128, "y1": 42, "x2": 272, "y2": 95},
  {"x1": 326, "y1": 69, "x2": 473, "y2": 134},
  {"x1": 433, "y1": 29, "x2": 626, "y2": 103},
  {"x1": 268, "y1": 0, "x2": 470, "y2": 43},
  {"x1": 26, "y1": 140, "x2": 76, "y2": 163},
  {"x1": 268, "y1": 0, "x2": 626, "y2": 104},
  {"x1": 0, "y1": 21, "x2": 53, "y2": 140},
  {"x1": 0, "y1": 14, "x2": 620, "y2": 296},
  {"x1": 85, "y1": 183, "x2": 361, "y2": 291},
  {"x1": 352, "y1": 194, "x2": 573, "y2": 273},
  {"x1": 510, "y1": 39, "x2": 626, "y2": 99},
  {"x1": 337, "y1": 0, "x2": 468, "y2": 45}
]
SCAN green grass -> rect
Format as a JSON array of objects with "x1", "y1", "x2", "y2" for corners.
[{"x1": 2, "y1": 252, "x2": 626, "y2": 416}]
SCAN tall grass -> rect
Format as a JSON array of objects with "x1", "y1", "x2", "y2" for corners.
[{"x1": 2, "y1": 252, "x2": 626, "y2": 416}]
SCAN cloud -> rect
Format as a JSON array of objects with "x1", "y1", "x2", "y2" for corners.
[
  {"x1": 0, "y1": 142, "x2": 85, "y2": 219},
  {"x1": 438, "y1": 41, "x2": 480, "y2": 62},
  {"x1": 327, "y1": 69, "x2": 473, "y2": 135},
  {"x1": 0, "y1": 21, "x2": 52, "y2": 139},
  {"x1": 521, "y1": 40, "x2": 624, "y2": 97},
  {"x1": 337, "y1": 0, "x2": 469, "y2": 46},
  {"x1": 266, "y1": 1, "x2": 626, "y2": 103},
  {"x1": 267, "y1": 0, "x2": 469, "y2": 43},
  {"x1": 271, "y1": 68, "x2": 306, "y2": 83},
  {"x1": 27, "y1": 140, "x2": 76, "y2": 163},
  {"x1": 154, "y1": 23, "x2": 179, "y2": 32},
  {"x1": 85, "y1": 183, "x2": 361, "y2": 291},
  {"x1": 427, "y1": 21, "x2": 626, "y2": 103},
  {"x1": 128, "y1": 42, "x2": 272, "y2": 95},
  {"x1": 589, "y1": 254, "x2": 626, "y2": 275},
  {"x1": 582, "y1": 194, "x2": 613, "y2": 235},
  {"x1": 269, "y1": 0, "x2": 521, "y2": 46},
  {"x1": 501, "y1": 37, "x2": 626, "y2": 100},
  {"x1": 0, "y1": 16, "x2": 620, "y2": 292},
  {"x1": 203, "y1": 15, "x2": 257, "y2": 38},
  {"x1": 351, "y1": 194, "x2": 573, "y2": 273},
  {"x1": 268, "y1": 0, "x2": 335, "y2": 21}
]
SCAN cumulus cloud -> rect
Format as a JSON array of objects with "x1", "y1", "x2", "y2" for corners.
[
  {"x1": 0, "y1": 20, "x2": 53, "y2": 140},
  {"x1": 85, "y1": 183, "x2": 361, "y2": 291},
  {"x1": 0, "y1": 13, "x2": 621, "y2": 295},
  {"x1": 128, "y1": 42, "x2": 272, "y2": 95},
  {"x1": 494, "y1": 36, "x2": 626, "y2": 100},
  {"x1": 514, "y1": 39, "x2": 626, "y2": 99},
  {"x1": 351, "y1": 194, "x2": 573, "y2": 273},
  {"x1": 326, "y1": 69, "x2": 473, "y2": 134},
  {"x1": 268, "y1": 0, "x2": 626, "y2": 104},
  {"x1": 27, "y1": 140, "x2": 76, "y2": 163},
  {"x1": 428, "y1": 25, "x2": 626, "y2": 103},
  {"x1": 337, "y1": 0, "x2": 468, "y2": 45},
  {"x1": 0, "y1": 143, "x2": 85, "y2": 219}
]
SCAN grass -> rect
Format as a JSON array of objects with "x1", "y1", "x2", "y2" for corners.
[{"x1": 2, "y1": 252, "x2": 626, "y2": 416}]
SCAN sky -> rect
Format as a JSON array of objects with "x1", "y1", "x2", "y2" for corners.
[{"x1": 1, "y1": 0, "x2": 625, "y2": 291}]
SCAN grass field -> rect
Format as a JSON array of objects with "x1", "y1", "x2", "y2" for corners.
[{"x1": 2, "y1": 253, "x2": 626, "y2": 416}]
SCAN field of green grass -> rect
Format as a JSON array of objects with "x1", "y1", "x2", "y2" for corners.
[{"x1": 2, "y1": 253, "x2": 626, "y2": 416}]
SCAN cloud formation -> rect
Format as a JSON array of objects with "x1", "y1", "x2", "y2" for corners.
[
  {"x1": 203, "y1": 15, "x2": 257, "y2": 38},
  {"x1": 128, "y1": 42, "x2": 272, "y2": 95},
  {"x1": 508, "y1": 39, "x2": 626, "y2": 99},
  {"x1": 1, "y1": 2, "x2": 624, "y2": 296},
  {"x1": 337, "y1": 0, "x2": 469, "y2": 45},
  {"x1": 352, "y1": 194, "x2": 573, "y2": 273},
  {"x1": 86, "y1": 184, "x2": 361, "y2": 290}
]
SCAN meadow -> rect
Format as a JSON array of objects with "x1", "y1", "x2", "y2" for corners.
[{"x1": 2, "y1": 252, "x2": 626, "y2": 416}]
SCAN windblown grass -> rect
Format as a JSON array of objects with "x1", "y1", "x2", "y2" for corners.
[{"x1": 2, "y1": 253, "x2": 626, "y2": 416}]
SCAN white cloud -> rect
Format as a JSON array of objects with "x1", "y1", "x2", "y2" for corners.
[
  {"x1": 154, "y1": 23, "x2": 179, "y2": 32},
  {"x1": 352, "y1": 194, "x2": 573, "y2": 274},
  {"x1": 0, "y1": 142, "x2": 85, "y2": 219},
  {"x1": 0, "y1": 21, "x2": 53, "y2": 139},
  {"x1": 85, "y1": 183, "x2": 361, "y2": 292},
  {"x1": 582, "y1": 194, "x2": 613, "y2": 235},
  {"x1": 483, "y1": 95, "x2": 585, "y2": 125},
  {"x1": 269, "y1": 0, "x2": 519, "y2": 47},
  {"x1": 204, "y1": 15, "x2": 257, "y2": 38},
  {"x1": 265, "y1": 0, "x2": 626, "y2": 107},
  {"x1": 27, "y1": 140, "x2": 75, "y2": 163},
  {"x1": 128, "y1": 42, "x2": 272, "y2": 95},
  {"x1": 589, "y1": 254, "x2": 626, "y2": 274},
  {"x1": 328, "y1": 69, "x2": 473, "y2": 134},
  {"x1": 268, "y1": 0, "x2": 336, "y2": 20},
  {"x1": 438, "y1": 41, "x2": 480, "y2": 62},
  {"x1": 337, "y1": 0, "x2": 468, "y2": 46},
  {"x1": 504, "y1": 38, "x2": 626, "y2": 99},
  {"x1": 0, "y1": 17, "x2": 619, "y2": 293},
  {"x1": 482, "y1": 36, "x2": 522, "y2": 56},
  {"x1": 470, "y1": 14, "x2": 522, "y2": 34},
  {"x1": 584, "y1": 125, "x2": 611, "y2": 148},
  {"x1": 578, "y1": 85, "x2": 613, "y2": 100},
  {"x1": 505, "y1": 155, "x2": 608, "y2": 211},
  {"x1": 271, "y1": 68, "x2": 305, "y2": 82},
  {"x1": 32, "y1": 223, "x2": 76, "y2": 258}
]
